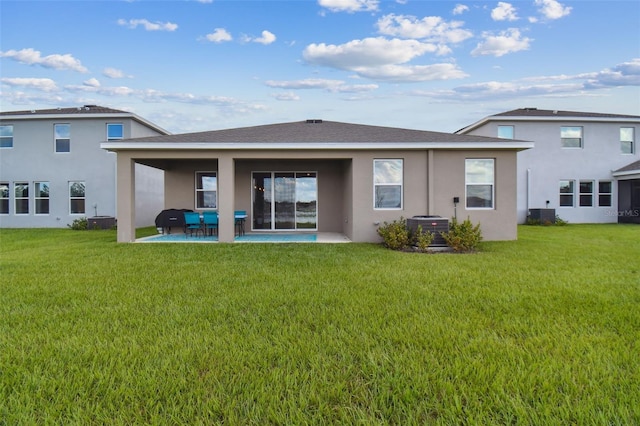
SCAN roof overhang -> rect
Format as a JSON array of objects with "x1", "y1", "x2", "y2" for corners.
[
  {"x1": 612, "y1": 169, "x2": 640, "y2": 180},
  {"x1": 101, "y1": 141, "x2": 534, "y2": 151}
]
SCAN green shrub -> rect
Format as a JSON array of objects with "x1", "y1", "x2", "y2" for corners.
[
  {"x1": 377, "y1": 217, "x2": 411, "y2": 250},
  {"x1": 67, "y1": 217, "x2": 88, "y2": 230},
  {"x1": 441, "y1": 217, "x2": 482, "y2": 252},
  {"x1": 414, "y1": 225, "x2": 434, "y2": 252}
]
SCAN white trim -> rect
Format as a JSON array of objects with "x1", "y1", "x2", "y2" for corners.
[{"x1": 101, "y1": 141, "x2": 534, "y2": 151}]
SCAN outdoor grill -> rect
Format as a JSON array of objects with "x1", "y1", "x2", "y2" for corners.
[{"x1": 155, "y1": 209, "x2": 193, "y2": 234}]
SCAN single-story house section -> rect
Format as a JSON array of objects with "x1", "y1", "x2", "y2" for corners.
[{"x1": 101, "y1": 120, "x2": 533, "y2": 243}]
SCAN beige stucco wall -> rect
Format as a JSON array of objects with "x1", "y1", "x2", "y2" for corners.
[{"x1": 115, "y1": 148, "x2": 519, "y2": 242}]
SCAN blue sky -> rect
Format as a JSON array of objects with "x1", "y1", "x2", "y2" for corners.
[{"x1": 1, "y1": 0, "x2": 639, "y2": 133}]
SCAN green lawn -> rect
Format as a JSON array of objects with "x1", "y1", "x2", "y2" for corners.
[{"x1": 1, "y1": 225, "x2": 639, "y2": 425}]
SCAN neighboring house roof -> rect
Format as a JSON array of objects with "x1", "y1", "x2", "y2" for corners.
[
  {"x1": 0, "y1": 105, "x2": 170, "y2": 135},
  {"x1": 103, "y1": 119, "x2": 533, "y2": 151},
  {"x1": 456, "y1": 108, "x2": 640, "y2": 134}
]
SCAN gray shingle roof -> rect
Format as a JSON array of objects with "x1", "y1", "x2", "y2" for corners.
[
  {"x1": 614, "y1": 160, "x2": 640, "y2": 173},
  {"x1": 0, "y1": 105, "x2": 130, "y2": 116},
  {"x1": 492, "y1": 108, "x2": 640, "y2": 119},
  {"x1": 122, "y1": 120, "x2": 513, "y2": 144}
]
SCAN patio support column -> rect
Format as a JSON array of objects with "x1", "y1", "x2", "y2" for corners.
[
  {"x1": 217, "y1": 154, "x2": 235, "y2": 242},
  {"x1": 427, "y1": 150, "x2": 435, "y2": 215},
  {"x1": 116, "y1": 154, "x2": 136, "y2": 243}
]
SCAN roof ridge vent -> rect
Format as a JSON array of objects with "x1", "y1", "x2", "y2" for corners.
[{"x1": 306, "y1": 119, "x2": 323, "y2": 124}]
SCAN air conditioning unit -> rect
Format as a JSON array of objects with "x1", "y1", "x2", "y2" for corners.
[{"x1": 407, "y1": 216, "x2": 449, "y2": 247}]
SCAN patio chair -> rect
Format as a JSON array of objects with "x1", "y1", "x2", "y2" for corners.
[
  {"x1": 184, "y1": 211, "x2": 204, "y2": 237},
  {"x1": 202, "y1": 211, "x2": 218, "y2": 236},
  {"x1": 235, "y1": 210, "x2": 247, "y2": 236}
]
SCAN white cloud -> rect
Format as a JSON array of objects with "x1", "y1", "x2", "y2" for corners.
[
  {"x1": 102, "y1": 67, "x2": 130, "y2": 78},
  {"x1": 491, "y1": 2, "x2": 518, "y2": 21},
  {"x1": 203, "y1": 28, "x2": 232, "y2": 43},
  {"x1": 376, "y1": 14, "x2": 473, "y2": 44},
  {"x1": 0, "y1": 48, "x2": 88, "y2": 73},
  {"x1": 117, "y1": 18, "x2": 178, "y2": 31},
  {"x1": 303, "y1": 37, "x2": 467, "y2": 82},
  {"x1": 318, "y1": 0, "x2": 379, "y2": 13},
  {"x1": 582, "y1": 58, "x2": 640, "y2": 88},
  {"x1": 452, "y1": 4, "x2": 469, "y2": 15},
  {"x1": 245, "y1": 30, "x2": 277, "y2": 45},
  {"x1": 304, "y1": 37, "x2": 439, "y2": 69},
  {"x1": 265, "y1": 78, "x2": 346, "y2": 90},
  {"x1": 471, "y1": 28, "x2": 531, "y2": 57},
  {"x1": 535, "y1": 0, "x2": 571, "y2": 20},
  {"x1": 83, "y1": 78, "x2": 101, "y2": 88},
  {"x1": 1, "y1": 77, "x2": 59, "y2": 92},
  {"x1": 271, "y1": 92, "x2": 301, "y2": 101}
]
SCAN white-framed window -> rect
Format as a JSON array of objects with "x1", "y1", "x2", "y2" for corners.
[
  {"x1": 69, "y1": 181, "x2": 86, "y2": 214},
  {"x1": 374, "y1": 159, "x2": 403, "y2": 209},
  {"x1": 0, "y1": 182, "x2": 9, "y2": 214},
  {"x1": 465, "y1": 158, "x2": 494, "y2": 209},
  {"x1": 107, "y1": 123, "x2": 124, "y2": 141},
  {"x1": 497, "y1": 125, "x2": 514, "y2": 139},
  {"x1": 196, "y1": 172, "x2": 217, "y2": 209},
  {"x1": 559, "y1": 180, "x2": 575, "y2": 207},
  {"x1": 35, "y1": 181, "x2": 50, "y2": 214},
  {"x1": 15, "y1": 182, "x2": 29, "y2": 214},
  {"x1": 0, "y1": 125, "x2": 13, "y2": 148},
  {"x1": 579, "y1": 180, "x2": 594, "y2": 207},
  {"x1": 55, "y1": 123, "x2": 71, "y2": 153},
  {"x1": 598, "y1": 181, "x2": 612, "y2": 207},
  {"x1": 561, "y1": 126, "x2": 583, "y2": 148},
  {"x1": 621, "y1": 127, "x2": 635, "y2": 154}
]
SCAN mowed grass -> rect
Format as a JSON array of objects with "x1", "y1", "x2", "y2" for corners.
[{"x1": 1, "y1": 225, "x2": 639, "y2": 425}]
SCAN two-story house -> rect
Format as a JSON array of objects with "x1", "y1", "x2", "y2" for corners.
[
  {"x1": 456, "y1": 108, "x2": 640, "y2": 224},
  {"x1": 0, "y1": 105, "x2": 169, "y2": 228}
]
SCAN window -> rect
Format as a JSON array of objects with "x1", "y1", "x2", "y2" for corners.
[
  {"x1": 497, "y1": 125, "x2": 514, "y2": 139},
  {"x1": 374, "y1": 159, "x2": 403, "y2": 209},
  {"x1": 0, "y1": 125, "x2": 13, "y2": 148},
  {"x1": 621, "y1": 127, "x2": 635, "y2": 154},
  {"x1": 561, "y1": 126, "x2": 583, "y2": 148},
  {"x1": 69, "y1": 181, "x2": 85, "y2": 214},
  {"x1": 598, "y1": 181, "x2": 612, "y2": 207},
  {"x1": 55, "y1": 124, "x2": 71, "y2": 153},
  {"x1": 559, "y1": 180, "x2": 574, "y2": 207},
  {"x1": 15, "y1": 182, "x2": 29, "y2": 214},
  {"x1": 0, "y1": 182, "x2": 9, "y2": 214},
  {"x1": 465, "y1": 159, "x2": 494, "y2": 209},
  {"x1": 35, "y1": 181, "x2": 50, "y2": 214},
  {"x1": 107, "y1": 123, "x2": 124, "y2": 141},
  {"x1": 196, "y1": 172, "x2": 217, "y2": 209},
  {"x1": 579, "y1": 181, "x2": 594, "y2": 207}
]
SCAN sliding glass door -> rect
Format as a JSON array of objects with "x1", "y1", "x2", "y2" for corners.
[{"x1": 252, "y1": 172, "x2": 317, "y2": 230}]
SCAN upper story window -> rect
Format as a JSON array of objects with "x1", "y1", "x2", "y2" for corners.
[
  {"x1": 497, "y1": 125, "x2": 514, "y2": 139},
  {"x1": 0, "y1": 125, "x2": 13, "y2": 148},
  {"x1": 196, "y1": 172, "x2": 217, "y2": 209},
  {"x1": 374, "y1": 159, "x2": 403, "y2": 209},
  {"x1": 621, "y1": 127, "x2": 635, "y2": 154},
  {"x1": 0, "y1": 182, "x2": 9, "y2": 214},
  {"x1": 54, "y1": 124, "x2": 71, "y2": 153},
  {"x1": 561, "y1": 126, "x2": 583, "y2": 148},
  {"x1": 107, "y1": 123, "x2": 124, "y2": 141},
  {"x1": 465, "y1": 159, "x2": 494, "y2": 209}
]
